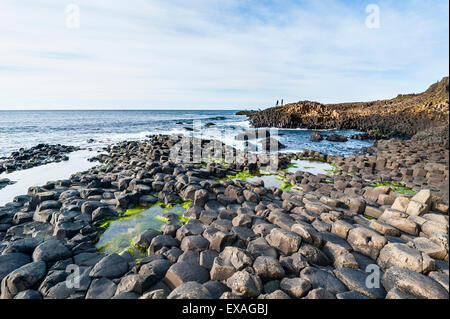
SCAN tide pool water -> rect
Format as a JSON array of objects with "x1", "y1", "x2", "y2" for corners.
[
  {"x1": 96, "y1": 203, "x2": 189, "y2": 256},
  {"x1": 0, "y1": 150, "x2": 98, "y2": 206}
]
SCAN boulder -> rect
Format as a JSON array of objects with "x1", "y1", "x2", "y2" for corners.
[
  {"x1": 382, "y1": 267, "x2": 448, "y2": 299},
  {"x1": 134, "y1": 229, "x2": 161, "y2": 249},
  {"x1": 85, "y1": 278, "x2": 117, "y2": 299},
  {"x1": 0, "y1": 253, "x2": 31, "y2": 282},
  {"x1": 253, "y1": 256, "x2": 285, "y2": 281},
  {"x1": 298, "y1": 244, "x2": 331, "y2": 266},
  {"x1": 279, "y1": 277, "x2": 312, "y2": 298},
  {"x1": 1, "y1": 261, "x2": 47, "y2": 299},
  {"x1": 210, "y1": 257, "x2": 236, "y2": 281},
  {"x1": 226, "y1": 270, "x2": 263, "y2": 297},
  {"x1": 333, "y1": 268, "x2": 386, "y2": 299},
  {"x1": 115, "y1": 274, "x2": 158, "y2": 295},
  {"x1": 180, "y1": 235, "x2": 210, "y2": 252},
  {"x1": 167, "y1": 281, "x2": 213, "y2": 299},
  {"x1": 89, "y1": 254, "x2": 129, "y2": 279},
  {"x1": 377, "y1": 243, "x2": 435, "y2": 273},
  {"x1": 310, "y1": 132, "x2": 323, "y2": 142},
  {"x1": 266, "y1": 228, "x2": 302, "y2": 255},
  {"x1": 32, "y1": 239, "x2": 72, "y2": 263},
  {"x1": 219, "y1": 246, "x2": 253, "y2": 270},
  {"x1": 300, "y1": 267, "x2": 347, "y2": 295},
  {"x1": 164, "y1": 261, "x2": 210, "y2": 289},
  {"x1": 347, "y1": 227, "x2": 387, "y2": 260}
]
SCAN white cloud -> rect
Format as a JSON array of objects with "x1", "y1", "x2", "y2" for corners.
[{"x1": 0, "y1": 0, "x2": 448, "y2": 109}]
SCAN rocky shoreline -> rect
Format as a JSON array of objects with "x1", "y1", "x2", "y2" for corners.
[
  {"x1": 0, "y1": 134, "x2": 448, "y2": 299},
  {"x1": 238, "y1": 77, "x2": 449, "y2": 148},
  {"x1": 0, "y1": 144, "x2": 80, "y2": 174}
]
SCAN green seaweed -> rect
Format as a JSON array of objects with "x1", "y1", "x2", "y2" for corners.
[
  {"x1": 203, "y1": 157, "x2": 230, "y2": 168},
  {"x1": 181, "y1": 200, "x2": 193, "y2": 209},
  {"x1": 298, "y1": 156, "x2": 328, "y2": 163},
  {"x1": 370, "y1": 181, "x2": 415, "y2": 194},
  {"x1": 96, "y1": 199, "x2": 192, "y2": 257}
]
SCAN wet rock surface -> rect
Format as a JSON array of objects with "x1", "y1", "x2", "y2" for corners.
[{"x1": 0, "y1": 134, "x2": 448, "y2": 299}]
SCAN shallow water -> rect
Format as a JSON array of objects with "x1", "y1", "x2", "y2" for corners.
[
  {"x1": 231, "y1": 159, "x2": 335, "y2": 189},
  {"x1": 288, "y1": 159, "x2": 335, "y2": 175},
  {"x1": 96, "y1": 203, "x2": 187, "y2": 256},
  {"x1": 0, "y1": 150, "x2": 98, "y2": 206}
]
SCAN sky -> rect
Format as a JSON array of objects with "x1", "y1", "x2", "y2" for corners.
[{"x1": 0, "y1": 0, "x2": 448, "y2": 110}]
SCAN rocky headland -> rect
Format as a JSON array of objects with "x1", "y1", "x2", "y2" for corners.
[
  {"x1": 238, "y1": 77, "x2": 449, "y2": 148},
  {"x1": 0, "y1": 134, "x2": 448, "y2": 299}
]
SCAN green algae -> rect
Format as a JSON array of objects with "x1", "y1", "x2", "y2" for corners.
[
  {"x1": 298, "y1": 156, "x2": 328, "y2": 163},
  {"x1": 202, "y1": 157, "x2": 230, "y2": 168},
  {"x1": 370, "y1": 181, "x2": 415, "y2": 195},
  {"x1": 96, "y1": 200, "x2": 192, "y2": 256}
]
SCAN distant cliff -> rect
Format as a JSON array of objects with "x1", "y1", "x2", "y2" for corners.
[{"x1": 238, "y1": 77, "x2": 449, "y2": 148}]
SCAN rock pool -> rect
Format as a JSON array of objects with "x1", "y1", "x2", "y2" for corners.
[{"x1": 96, "y1": 202, "x2": 190, "y2": 257}]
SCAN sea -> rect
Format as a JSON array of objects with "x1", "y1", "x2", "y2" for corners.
[
  {"x1": 0, "y1": 110, "x2": 372, "y2": 205},
  {"x1": 0, "y1": 110, "x2": 372, "y2": 158}
]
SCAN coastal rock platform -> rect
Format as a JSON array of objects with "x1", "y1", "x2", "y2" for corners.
[{"x1": 0, "y1": 135, "x2": 448, "y2": 299}]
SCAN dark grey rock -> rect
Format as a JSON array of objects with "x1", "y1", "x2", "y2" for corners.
[
  {"x1": 85, "y1": 278, "x2": 117, "y2": 299},
  {"x1": 0, "y1": 253, "x2": 31, "y2": 281},
  {"x1": 300, "y1": 267, "x2": 347, "y2": 295},
  {"x1": 226, "y1": 270, "x2": 263, "y2": 298},
  {"x1": 1, "y1": 261, "x2": 47, "y2": 299},
  {"x1": 253, "y1": 256, "x2": 285, "y2": 281},
  {"x1": 333, "y1": 268, "x2": 386, "y2": 299},
  {"x1": 13, "y1": 289, "x2": 43, "y2": 299},
  {"x1": 280, "y1": 277, "x2": 312, "y2": 298},
  {"x1": 32, "y1": 238, "x2": 72, "y2": 263},
  {"x1": 167, "y1": 281, "x2": 213, "y2": 299},
  {"x1": 381, "y1": 267, "x2": 449, "y2": 299},
  {"x1": 164, "y1": 261, "x2": 210, "y2": 289},
  {"x1": 89, "y1": 254, "x2": 129, "y2": 279}
]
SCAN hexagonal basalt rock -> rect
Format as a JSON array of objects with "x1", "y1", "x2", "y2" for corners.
[
  {"x1": 333, "y1": 268, "x2": 386, "y2": 299},
  {"x1": 377, "y1": 243, "x2": 435, "y2": 273},
  {"x1": 253, "y1": 256, "x2": 285, "y2": 281},
  {"x1": 382, "y1": 267, "x2": 448, "y2": 299},
  {"x1": 219, "y1": 246, "x2": 253, "y2": 270},
  {"x1": 226, "y1": 270, "x2": 263, "y2": 298},
  {"x1": 89, "y1": 254, "x2": 129, "y2": 279},
  {"x1": 0, "y1": 253, "x2": 31, "y2": 282},
  {"x1": 266, "y1": 228, "x2": 302, "y2": 255},
  {"x1": 180, "y1": 235, "x2": 210, "y2": 252},
  {"x1": 32, "y1": 239, "x2": 72, "y2": 263},
  {"x1": 300, "y1": 267, "x2": 348, "y2": 295},
  {"x1": 167, "y1": 281, "x2": 213, "y2": 299},
  {"x1": 164, "y1": 261, "x2": 210, "y2": 289},
  {"x1": 347, "y1": 227, "x2": 387, "y2": 260},
  {"x1": 1, "y1": 261, "x2": 47, "y2": 299}
]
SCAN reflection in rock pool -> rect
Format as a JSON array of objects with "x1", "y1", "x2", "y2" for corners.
[
  {"x1": 224, "y1": 159, "x2": 335, "y2": 190},
  {"x1": 96, "y1": 201, "x2": 191, "y2": 258}
]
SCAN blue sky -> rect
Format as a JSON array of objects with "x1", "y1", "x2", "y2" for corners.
[{"x1": 0, "y1": 0, "x2": 448, "y2": 109}]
